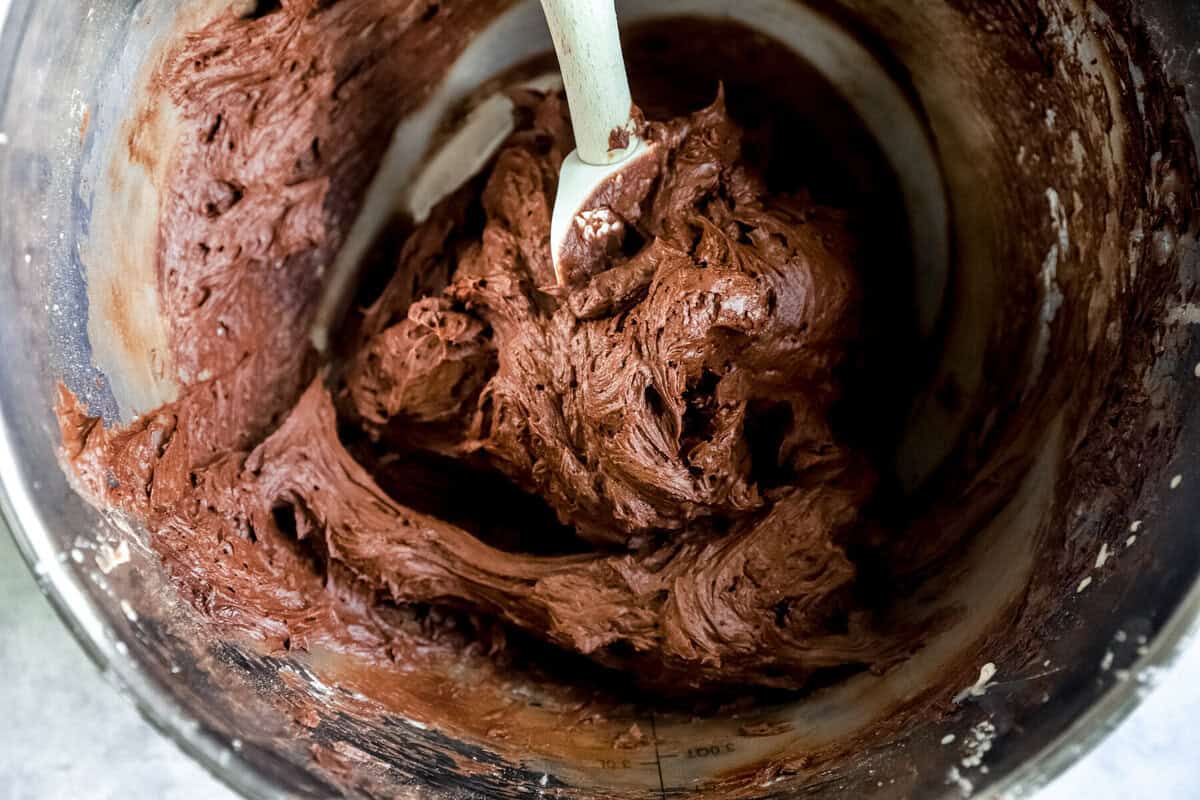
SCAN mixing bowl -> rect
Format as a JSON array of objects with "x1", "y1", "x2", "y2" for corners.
[{"x1": 2, "y1": 1, "x2": 1200, "y2": 798}]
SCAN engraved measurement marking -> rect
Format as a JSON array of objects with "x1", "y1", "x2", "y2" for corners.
[
  {"x1": 599, "y1": 744, "x2": 734, "y2": 770},
  {"x1": 685, "y1": 742, "x2": 736, "y2": 759},
  {"x1": 649, "y1": 712, "x2": 667, "y2": 800},
  {"x1": 596, "y1": 727, "x2": 736, "y2": 797}
]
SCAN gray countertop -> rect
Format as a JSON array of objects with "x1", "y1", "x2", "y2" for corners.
[
  {"x1": 3, "y1": 525, "x2": 1199, "y2": 799},
  {"x1": 1, "y1": 528, "x2": 221, "y2": 800}
]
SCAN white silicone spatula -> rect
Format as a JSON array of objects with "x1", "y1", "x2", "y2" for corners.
[{"x1": 539, "y1": 0, "x2": 654, "y2": 286}]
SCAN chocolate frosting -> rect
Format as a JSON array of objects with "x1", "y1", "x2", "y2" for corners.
[
  {"x1": 49, "y1": 1, "x2": 1200, "y2": 795},
  {"x1": 59, "y1": 1, "x2": 928, "y2": 694}
]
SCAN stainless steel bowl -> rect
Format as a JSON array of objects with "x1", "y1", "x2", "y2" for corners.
[{"x1": 3, "y1": 1, "x2": 1200, "y2": 797}]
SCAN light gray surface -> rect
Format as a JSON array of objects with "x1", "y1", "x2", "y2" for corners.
[
  {"x1": 0, "y1": 528, "x2": 228, "y2": 800},
  {"x1": 2, "y1": 525, "x2": 1199, "y2": 799}
]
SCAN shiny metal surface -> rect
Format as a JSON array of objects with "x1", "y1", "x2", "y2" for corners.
[{"x1": 2, "y1": 1, "x2": 1200, "y2": 798}]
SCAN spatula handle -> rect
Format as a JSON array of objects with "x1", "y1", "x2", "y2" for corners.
[{"x1": 539, "y1": 0, "x2": 635, "y2": 165}]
